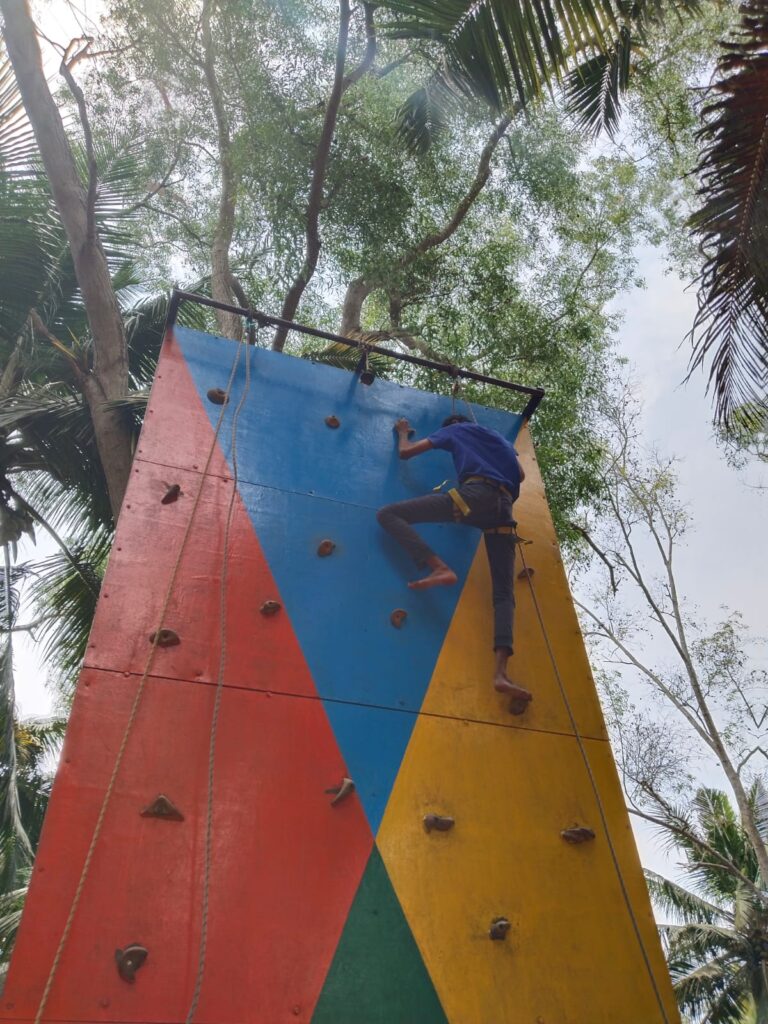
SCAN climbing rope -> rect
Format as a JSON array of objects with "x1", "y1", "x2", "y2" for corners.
[
  {"x1": 516, "y1": 542, "x2": 673, "y2": 1024},
  {"x1": 185, "y1": 322, "x2": 255, "y2": 1024},
  {"x1": 33, "y1": 334, "x2": 247, "y2": 1024}
]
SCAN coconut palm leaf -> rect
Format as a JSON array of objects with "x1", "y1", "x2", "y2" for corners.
[
  {"x1": 646, "y1": 869, "x2": 731, "y2": 925},
  {"x1": 688, "y1": 0, "x2": 768, "y2": 426},
  {"x1": 381, "y1": 0, "x2": 698, "y2": 149}
]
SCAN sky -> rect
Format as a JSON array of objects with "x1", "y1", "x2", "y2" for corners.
[{"x1": 11, "y1": 0, "x2": 768, "y2": 883}]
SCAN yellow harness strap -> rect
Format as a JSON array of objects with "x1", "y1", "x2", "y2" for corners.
[{"x1": 448, "y1": 488, "x2": 471, "y2": 517}]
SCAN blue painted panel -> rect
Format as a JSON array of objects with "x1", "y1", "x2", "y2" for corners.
[
  {"x1": 173, "y1": 327, "x2": 523, "y2": 506},
  {"x1": 172, "y1": 326, "x2": 524, "y2": 832}
]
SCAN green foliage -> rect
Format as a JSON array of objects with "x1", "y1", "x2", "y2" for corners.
[{"x1": 646, "y1": 787, "x2": 768, "y2": 1023}]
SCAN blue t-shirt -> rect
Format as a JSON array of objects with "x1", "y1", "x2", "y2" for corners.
[{"x1": 427, "y1": 422, "x2": 521, "y2": 498}]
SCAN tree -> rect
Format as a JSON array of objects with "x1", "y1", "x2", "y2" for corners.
[
  {"x1": 0, "y1": 2, "x2": 134, "y2": 518},
  {"x1": 687, "y1": 0, "x2": 768, "y2": 429},
  {"x1": 645, "y1": 787, "x2": 768, "y2": 1023}
]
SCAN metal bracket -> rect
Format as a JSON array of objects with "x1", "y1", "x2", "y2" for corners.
[
  {"x1": 325, "y1": 777, "x2": 355, "y2": 806},
  {"x1": 115, "y1": 944, "x2": 148, "y2": 983},
  {"x1": 149, "y1": 628, "x2": 180, "y2": 648},
  {"x1": 561, "y1": 826, "x2": 596, "y2": 844},
  {"x1": 423, "y1": 814, "x2": 455, "y2": 833},
  {"x1": 140, "y1": 794, "x2": 184, "y2": 822}
]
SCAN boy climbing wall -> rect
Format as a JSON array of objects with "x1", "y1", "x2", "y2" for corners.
[{"x1": 377, "y1": 414, "x2": 533, "y2": 715}]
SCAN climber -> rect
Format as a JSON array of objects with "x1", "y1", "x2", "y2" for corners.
[{"x1": 377, "y1": 414, "x2": 532, "y2": 714}]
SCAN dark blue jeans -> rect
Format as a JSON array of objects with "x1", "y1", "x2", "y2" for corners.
[{"x1": 377, "y1": 480, "x2": 516, "y2": 652}]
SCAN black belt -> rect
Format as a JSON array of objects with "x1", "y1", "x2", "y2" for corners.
[{"x1": 461, "y1": 475, "x2": 514, "y2": 499}]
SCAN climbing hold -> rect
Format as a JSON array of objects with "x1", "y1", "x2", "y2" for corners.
[
  {"x1": 317, "y1": 539, "x2": 336, "y2": 557},
  {"x1": 140, "y1": 794, "x2": 184, "y2": 822},
  {"x1": 517, "y1": 567, "x2": 535, "y2": 580},
  {"x1": 149, "y1": 628, "x2": 180, "y2": 648},
  {"x1": 561, "y1": 826, "x2": 596, "y2": 844},
  {"x1": 160, "y1": 483, "x2": 182, "y2": 505},
  {"x1": 260, "y1": 600, "x2": 282, "y2": 616},
  {"x1": 390, "y1": 608, "x2": 408, "y2": 628},
  {"x1": 325, "y1": 777, "x2": 355, "y2": 806},
  {"x1": 489, "y1": 918, "x2": 511, "y2": 941},
  {"x1": 423, "y1": 814, "x2": 455, "y2": 833},
  {"x1": 325, "y1": 415, "x2": 340, "y2": 429},
  {"x1": 206, "y1": 387, "x2": 228, "y2": 405},
  {"x1": 115, "y1": 944, "x2": 148, "y2": 983}
]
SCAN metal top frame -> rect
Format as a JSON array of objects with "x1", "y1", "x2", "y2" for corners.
[{"x1": 167, "y1": 289, "x2": 545, "y2": 421}]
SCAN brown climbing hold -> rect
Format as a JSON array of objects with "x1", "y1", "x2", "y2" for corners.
[
  {"x1": 561, "y1": 826, "x2": 596, "y2": 844},
  {"x1": 517, "y1": 567, "x2": 534, "y2": 580},
  {"x1": 140, "y1": 794, "x2": 185, "y2": 822},
  {"x1": 115, "y1": 944, "x2": 148, "y2": 983},
  {"x1": 317, "y1": 539, "x2": 336, "y2": 557},
  {"x1": 161, "y1": 483, "x2": 182, "y2": 505},
  {"x1": 207, "y1": 387, "x2": 228, "y2": 405},
  {"x1": 325, "y1": 415, "x2": 340, "y2": 429},
  {"x1": 260, "y1": 600, "x2": 282, "y2": 616},
  {"x1": 149, "y1": 628, "x2": 180, "y2": 648},
  {"x1": 325, "y1": 777, "x2": 355, "y2": 806},
  {"x1": 508, "y1": 689, "x2": 533, "y2": 716},
  {"x1": 489, "y1": 917, "x2": 511, "y2": 941},
  {"x1": 423, "y1": 814, "x2": 455, "y2": 833},
  {"x1": 390, "y1": 608, "x2": 408, "y2": 628}
]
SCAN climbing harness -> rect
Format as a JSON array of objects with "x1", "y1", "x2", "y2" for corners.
[
  {"x1": 517, "y1": 542, "x2": 673, "y2": 1024},
  {"x1": 33, "y1": 332, "x2": 249, "y2": 1024}
]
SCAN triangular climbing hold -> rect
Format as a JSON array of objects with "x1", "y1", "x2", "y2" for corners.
[{"x1": 311, "y1": 846, "x2": 447, "y2": 1024}]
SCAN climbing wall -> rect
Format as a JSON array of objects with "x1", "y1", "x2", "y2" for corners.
[{"x1": 0, "y1": 327, "x2": 680, "y2": 1024}]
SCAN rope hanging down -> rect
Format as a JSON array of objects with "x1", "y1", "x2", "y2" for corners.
[
  {"x1": 516, "y1": 541, "x2": 673, "y2": 1024},
  {"x1": 185, "y1": 320, "x2": 256, "y2": 1024},
  {"x1": 33, "y1": 334, "x2": 248, "y2": 1024}
]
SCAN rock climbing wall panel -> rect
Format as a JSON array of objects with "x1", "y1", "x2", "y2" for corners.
[{"x1": 0, "y1": 327, "x2": 680, "y2": 1024}]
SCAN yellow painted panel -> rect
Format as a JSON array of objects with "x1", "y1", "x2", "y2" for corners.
[
  {"x1": 378, "y1": 717, "x2": 679, "y2": 1024},
  {"x1": 421, "y1": 425, "x2": 607, "y2": 740}
]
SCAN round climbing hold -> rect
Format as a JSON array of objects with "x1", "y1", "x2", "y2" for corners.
[
  {"x1": 489, "y1": 917, "x2": 511, "y2": 941},
  {"x1": 517, "y1": 567, "x2": 535, "y2": 580},
  {"x1": 317, "y1": 539, "x2": 336, "y2": 557},
  {"x1": 390, "y1": 608, "x2": 408, "y2": 628},
  {"x1": 149, "y1": 628, "x2": 180, "y2": 648},
  {"x1": 206, "y1": 387, "x2": 228, "y2": 405},
  {"x1": 325, "y1": 415, "x2": 340, "y2": 429},
  {"x1": 260, "y1": 600, "x2": 282, "y2": 616}
]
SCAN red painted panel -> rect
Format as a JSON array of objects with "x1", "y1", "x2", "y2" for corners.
[
  {"x1": 84, "y1": 461, "x2": 313, "y2": 694},
  {"x1": 134, "y1": 330, "x2": 230, "y2": 478},
  {"x1": 2, "y1": 672, "x2": 371, "y2": 1024}
]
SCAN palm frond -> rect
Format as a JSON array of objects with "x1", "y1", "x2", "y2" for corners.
[
  {"x1": 0, "y1": 41, "x2": 37, "y2": 173},
  {"x1": 688, "y1": 0, "x2": 768, "y2": 426},
  {"x1": 27, "y1": 525, "x2": 111, "y2": 699},
  {"x1": 564, "y1": 25, "x2": 631, "y2": 137},
  {"x1": 646, "y1": 869, "x2": 732, "y2": 925}
]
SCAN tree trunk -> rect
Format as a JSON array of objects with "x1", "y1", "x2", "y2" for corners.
[
  {"x1": 201, "y1": 0, "x2": 241, "y2": 340},
  {"x1": 1, "y1": 0, "x2": 133, "y2": 521}
]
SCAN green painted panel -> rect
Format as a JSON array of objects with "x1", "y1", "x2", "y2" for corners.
[{"x1": 311, "y1": 846, "x2": 448, "y2": 1024}]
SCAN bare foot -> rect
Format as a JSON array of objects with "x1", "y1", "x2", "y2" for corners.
[
  {"x1": 494, "y1": 675, "x2": 532, "y2": 715},
  {"x1": 408, "y1": 566, "x2": 458, "y2": 590}
]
